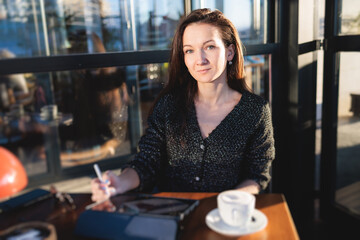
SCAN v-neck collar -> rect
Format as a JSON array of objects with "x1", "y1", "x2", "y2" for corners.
[{"x1": 191, "y1": 91, "x2": 247, "y2": 142}]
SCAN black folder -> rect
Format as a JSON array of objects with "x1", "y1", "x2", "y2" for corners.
[{"x1": 74, "y1": 193, "x2": 199, "y2": 240}]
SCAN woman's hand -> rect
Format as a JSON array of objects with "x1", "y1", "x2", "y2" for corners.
[
  {"x1": 91, "y1": 171, "x2": 120, "y2": 202},
  {"x1": 91, "y1": 168, "x2": 140, "y2": 202},
  {"x1": 235, "y1": 179, "x2": 261, "y2": 194}
]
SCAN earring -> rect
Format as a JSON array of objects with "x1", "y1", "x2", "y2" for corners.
[{"x1": 228, "y1": 61, "x2": 232, "y2": 65}]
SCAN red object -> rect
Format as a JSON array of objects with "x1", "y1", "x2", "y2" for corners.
[{"x1": 0, "y1": 147, "x2": 28, "y2": 199}]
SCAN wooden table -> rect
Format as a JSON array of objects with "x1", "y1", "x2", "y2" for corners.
[
  {"x1": 156, "y1": 192, "x2": 299, "y2": 240},
  {"x1": 0, "y1": 192, "x2": 299, "y2": 240}
]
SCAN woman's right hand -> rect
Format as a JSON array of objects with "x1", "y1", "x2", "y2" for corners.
[
  {"x1": 91, "y1": 171, "x2": 121, "y2": 202},
  {"x1": 90, "y1": 168, "x2": 140, "y2": 202}
]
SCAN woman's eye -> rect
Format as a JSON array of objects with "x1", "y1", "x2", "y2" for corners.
[
  {"x1": 184, "y1": 49, "x2": 193, "y2": 54},
  {"x1": 206, "y1": 45, "x2": 215, "y2": 50}
]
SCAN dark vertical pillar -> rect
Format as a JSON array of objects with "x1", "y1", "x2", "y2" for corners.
[
  {"x1": 271, "y1": 0, "x2": 316, "y2": 237},
  {"x1": 271, "y1": 0, "x2": 293, "y2": 194},
  {"x1": 320, "y1": 0, "x2": 338, "y2": 221}
]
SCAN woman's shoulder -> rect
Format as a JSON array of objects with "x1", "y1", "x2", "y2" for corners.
[
  {"x1": 242, "y1": 90, "x2": 269, "y2": 108},
  {"x1": 154, "y1": 92, "x2": 176, "y2": 106},
  {"x1": 239, "y1": 91, "x2": 272, "y2": 126},
  {"x1": 151, "y1": 92, "x2": 177, "y2": 114}
]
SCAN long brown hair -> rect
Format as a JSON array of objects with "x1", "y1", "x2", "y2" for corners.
[{"x1": 152, "y1": 8, "x2": 249, "y2": 124}]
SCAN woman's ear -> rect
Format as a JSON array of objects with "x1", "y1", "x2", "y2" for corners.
[{"x1": 227, "y1": 44, "x2": 235, "y2": 61}]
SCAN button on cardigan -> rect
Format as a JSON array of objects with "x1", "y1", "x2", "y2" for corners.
[{"x1": 125, "y1": 90, "x2": 275, "y2": 192}]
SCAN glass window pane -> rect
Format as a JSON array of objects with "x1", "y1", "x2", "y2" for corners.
[
  {"x1": 244, "y1": 55, "x2": 270, "y2": 99},
  {"x1": 338, "y1": 0, "x2": 360, "y2": 35},
  {"x1": 315, "y1": 49, "x2": 324, "y2": 191},
  {"x1": 135, "y1": 0, "x2": 183, "y2": 50},
  {"x1": 335, "y1": 52, "x2": 360, "y2": 217},
  {"x1": 192, "y1": 0, "x2": 267, "y2": 44},
  {"x1": 0, "y1": 0, "x2": 184, "y2": 58},
  {"x1": 298, "y1": 0, "x2": 325, "y2": 44}
]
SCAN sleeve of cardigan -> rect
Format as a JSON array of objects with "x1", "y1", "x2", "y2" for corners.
[
  {"x1": 123, "y1": 97, "x2": 167, "y2": 192},
  {"x1": 244, "y1": 102, "x2": 275, "y2": 190}
]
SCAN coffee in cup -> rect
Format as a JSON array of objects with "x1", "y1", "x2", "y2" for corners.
[{"x1": 217, "y1": 190, "x2": 255, "y2": 227}]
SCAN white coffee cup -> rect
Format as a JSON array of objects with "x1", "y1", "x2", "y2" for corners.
[
  {"x1": 40, "y1": 105, "x2": 58, "y2": 121},
  {"x1": 217, "y1": 190, "x2": 255, "y2": 227}
]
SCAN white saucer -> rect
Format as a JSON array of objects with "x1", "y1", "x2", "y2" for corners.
[{"x1": 205, "y1": 208, "x2": 268, "y2": 236}]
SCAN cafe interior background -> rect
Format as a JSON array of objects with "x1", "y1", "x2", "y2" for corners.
[{"x1": 0, "y1": 0, "x2": 359, "y2": 239}]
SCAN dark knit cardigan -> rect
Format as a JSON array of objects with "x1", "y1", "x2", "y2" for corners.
[{"x1": 126, "y1": 90, "x2": 275, "y2": 192}]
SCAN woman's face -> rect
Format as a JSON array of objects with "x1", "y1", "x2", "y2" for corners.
[{"x1": 182, "y1": 23, "x2": 234, "y2": 85}]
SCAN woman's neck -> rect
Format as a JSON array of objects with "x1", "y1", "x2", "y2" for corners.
[{"x1": 196, "y1": 81, "x2": 236, "y2": 106}]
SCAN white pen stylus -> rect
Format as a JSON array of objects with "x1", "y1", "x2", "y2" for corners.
[
  {"x1": 94, "y1": 164, "x2": 110, "y2": 195},
  {"x1": 94, "y1": 164, "x2": 104, "y2": 183}
]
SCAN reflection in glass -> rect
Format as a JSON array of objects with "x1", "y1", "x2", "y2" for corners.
[
  {"x1": 0, "y1": 59, "x2": 169, "y2": 171},
  {"x1": 0, "y1": 0, "x2": 184, "y2": 57},
  {"x1": 335, "y1": 52, "x2": 360, "y2": 217},
  {"x1": 192, "y1": 0, "x2": 267, "y2": 44},
  {"x1": 0, "y1": 49, "x2": 48, "y2": 176},
  {"x1": 338, "y1": 0, "x2": 360, "y2": 35},
  {"x1": 244, "y1": 55, "x2": 269, "y2": 99},
  {"x1": 135, "y1": 0, "x2": 183, "y2": 50},
  {"x1": 56, "y1": 68, "x2": 130, "y2": 167}
]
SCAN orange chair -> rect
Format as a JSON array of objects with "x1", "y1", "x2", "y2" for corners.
[{"x1": 0, "y1": 147, "x2": 28, "y2": 199}]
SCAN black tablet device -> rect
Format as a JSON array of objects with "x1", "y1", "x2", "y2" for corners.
[
  {"x1": 87, "y1": 193, "x2": 199, "y2": 221},
  {"x1": 75, "y1": 193, "x2": 199, "y2": 240}
]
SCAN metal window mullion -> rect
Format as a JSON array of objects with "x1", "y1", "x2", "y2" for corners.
[
  {"x1": 330, "y1": 35, "x2": 360, "y2": 52},
  {"x1": 298, "y1": 40, "x2": 322, "y2": 55},
  {"x1": 184, "y1": 0, "x2": 192, "y2": 15},
  {"x1": 0, "y1": 50, "x2": 171, "y2": 75},
  {"x1": 39, "y1": 0, "x2": 50, "y2": 56},
  {"x1": 320, "y1": 0, "x2": 339, "y2": 221}
]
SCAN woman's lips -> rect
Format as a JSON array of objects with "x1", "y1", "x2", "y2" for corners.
[{"x1": 197, "y1": 68, "x2": 211, "y2": 73}]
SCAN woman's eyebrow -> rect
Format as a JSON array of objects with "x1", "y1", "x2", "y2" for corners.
[{"x1": 183, "y1": 40, "x2": 215, "y2": 48}]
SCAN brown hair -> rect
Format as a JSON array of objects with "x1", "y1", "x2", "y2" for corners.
[{"x1": 152, "y1": 8, "x2": 249, "y2": 124}]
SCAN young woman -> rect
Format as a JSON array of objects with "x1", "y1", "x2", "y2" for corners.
[{"x1": 91, "y1": 8, "x2": 275, "y2": 202}]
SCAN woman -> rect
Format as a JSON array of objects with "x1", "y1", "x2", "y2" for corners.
[{"x1": 91, "y1": 9, "x2": 275, "y2": 202}]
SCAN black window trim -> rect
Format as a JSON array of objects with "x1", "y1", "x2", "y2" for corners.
[{"x1": 0, "y1": 44, "x2": 280, "y2": 75}]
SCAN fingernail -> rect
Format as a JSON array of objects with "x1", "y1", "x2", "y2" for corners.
[{"x1": 104, "y1": 179, "x2": 110, "y2": 184}]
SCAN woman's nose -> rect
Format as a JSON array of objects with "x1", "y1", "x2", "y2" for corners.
[{"x1": 196, "y1": 50, "x2": 208, "y2": 65}]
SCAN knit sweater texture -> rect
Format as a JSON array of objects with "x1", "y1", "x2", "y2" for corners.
[{"x1": 125, "y1": 90, "x2": 275, "y2": 192}]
